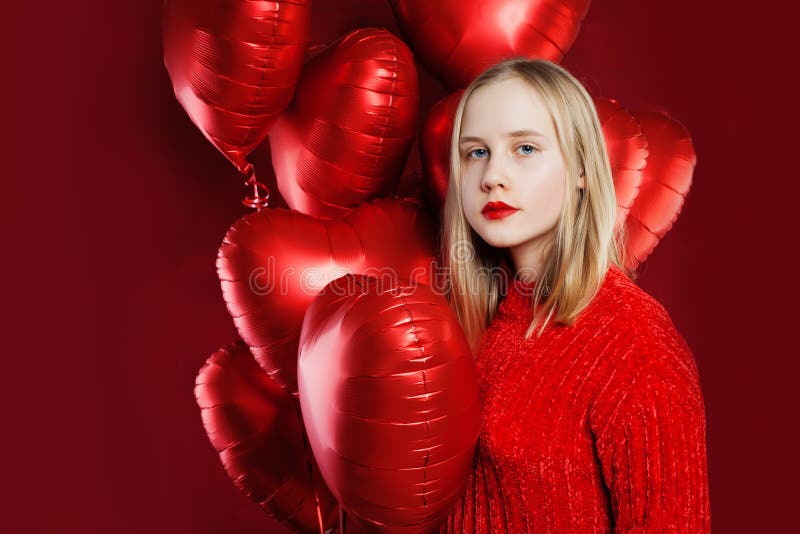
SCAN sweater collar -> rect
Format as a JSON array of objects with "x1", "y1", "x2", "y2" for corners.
[{"x1": 498, "y1": 274, "x2": 538, "y2": 317}]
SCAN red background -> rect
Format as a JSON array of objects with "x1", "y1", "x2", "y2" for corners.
[{"x1": 5, "y1": 1, "x2": 794, "y2": 532}]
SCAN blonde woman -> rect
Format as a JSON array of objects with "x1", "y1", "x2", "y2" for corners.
[{"x1": 440, "y1": 58, "x2": 710, "y2": 532}]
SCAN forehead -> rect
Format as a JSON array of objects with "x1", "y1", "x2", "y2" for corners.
[{"x1": 461, "y1": 77, "x2": 555, "y2": 138}]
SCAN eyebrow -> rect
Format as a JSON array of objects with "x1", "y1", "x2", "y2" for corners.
[{"x1": 459, "y1": 129, "x2": 546, "y2": 145}]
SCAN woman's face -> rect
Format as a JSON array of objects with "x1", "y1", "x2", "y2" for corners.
[{"x1": 459, "y1": 77, "x2": 578, "y2": 274}]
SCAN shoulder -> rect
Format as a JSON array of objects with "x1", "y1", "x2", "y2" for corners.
[
  {"x1": 583, "y1": 266, "x2": 704, "y2": 425},
  {"x1": 584, "y1": 264, "x2": 683, "y2": 346}
]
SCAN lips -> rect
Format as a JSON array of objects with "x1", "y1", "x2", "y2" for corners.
[{"x1": 482, "y1": 201, "x2": 519, "y2": 220}]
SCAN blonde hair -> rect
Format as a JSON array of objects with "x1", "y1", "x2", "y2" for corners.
[{"x1": 442, "y1": 58, "x2": 625, "y2": 353}]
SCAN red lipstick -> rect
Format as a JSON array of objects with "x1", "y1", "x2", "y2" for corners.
[{"x1": 481, "y1": 201, "x2": 519, "y2": 220}]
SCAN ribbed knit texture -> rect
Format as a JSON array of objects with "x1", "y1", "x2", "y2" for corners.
[{"x1": 440, "y1": 265, "x2": 710, "y2": 533}]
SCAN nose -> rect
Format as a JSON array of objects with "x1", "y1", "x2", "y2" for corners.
[{"x1": 480, "y1": 155, "x2": 509, "y2": 192}]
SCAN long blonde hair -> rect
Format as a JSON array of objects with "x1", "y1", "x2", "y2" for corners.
[{"x1": 442, "y1": 58, "x2": 625, "y2": 353}]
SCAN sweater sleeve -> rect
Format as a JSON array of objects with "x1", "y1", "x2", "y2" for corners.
[{"x1": 592, "y1": 335, "x2": 711, "y2": 533}]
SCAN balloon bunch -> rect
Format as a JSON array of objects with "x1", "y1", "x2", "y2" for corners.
[{"x1": 165, "y1": 1, "x2": 697, "y2": 532}]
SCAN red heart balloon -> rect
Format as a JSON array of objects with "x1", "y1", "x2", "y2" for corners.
[
  {"x1": 623, "y1": 111, "x2": 696, "y2": 271},
  {"x1": 163, "y1": 0, "x2": 311, "y2": 174},
  {"x1": 269, "y1": 28, "x2": 420, "y2": 219},
  {"x1": 594, "y1": 98, "x2": 648, "y2": 231},
  {"x1": 420, "y1": 91, "x2": 463, "y2": 211},
  {"x1": 217, "y1": 198, "x2": 436, "y2": 393},
  {"x1": 389, "y1": 0, "x2": 591, "y2": 90},
  {"x1": 298, "y1": 275, "x2": 481, "y2": 533},
  {"x1": 194, "y1": 341, "x2": 338, "y2": 533}
]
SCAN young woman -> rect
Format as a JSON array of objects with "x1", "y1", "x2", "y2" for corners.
[{"x1": 440, "y1": 58, "x2": 710, "y2": 532}]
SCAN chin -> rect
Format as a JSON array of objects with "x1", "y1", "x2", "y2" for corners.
[{"x1": 476, "y1": 230, "x2": 520, "y2": 249}]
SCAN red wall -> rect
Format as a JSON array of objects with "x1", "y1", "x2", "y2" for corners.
[{"x1": 5, "y1": 1, "x2": 793, "y2": 532}]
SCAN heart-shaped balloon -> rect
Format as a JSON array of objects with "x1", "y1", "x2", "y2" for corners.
[
  {"x1": 217, "y1": 198, "x2": 436, "y2": 393},
  {"x1": 163, "y1": 0, "x2": 311, "y2": 174},
  {"x1": 270, "y1": 28, "x2": 420, "y2": 219},
  {"x1": 420, "y1": 91, "x2": 463, "y2": 211},
  {"x1": 389, "y1": 0, "x2": 591, "y2": 90},
  {"x1": 194, "y1": 340, "x2": 338, "y2": 533},
  {"x1": 298, "y1": 275, "x2": 481, "y2": 533},
  {"x1": 623, "y1": 111, "x2": 696, "y2": 271},
  {"x1": 594, "y1": 98, "x2": 648, "y2": 231}
]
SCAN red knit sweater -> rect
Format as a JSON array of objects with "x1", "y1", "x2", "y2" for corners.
[{"x1": 440, "y1": 265, "x2": 710, "y2": 533}]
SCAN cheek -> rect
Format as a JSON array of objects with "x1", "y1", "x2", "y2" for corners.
[
  {"x1": 459, "y1": 181, "x2": 484, "y2": 232},
  {"x1": 527, "y1": 164, "x2": 567, "y2": 221},
  {"x1": 460, "y1": 171, "x2": 480, "y2": 209}
]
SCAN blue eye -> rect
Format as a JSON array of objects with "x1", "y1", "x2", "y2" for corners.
[
  {"x1": 467, "y1": 148, "x2": 488, "y2": 159},
  {"x1": 517, "y1": 144, "x2": 536, "y2": 155}
]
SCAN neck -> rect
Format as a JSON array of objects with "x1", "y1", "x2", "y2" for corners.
[{"x1": 509, "y1": 234, "x2": 553, "y2": 283}]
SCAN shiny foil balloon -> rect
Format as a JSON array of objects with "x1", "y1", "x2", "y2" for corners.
[
  {"x1": 594, "y1": 98, "x2": 648, "y2": 231},
  {"x1": 269, "y1": 28, "x2": 420, "y2": 220},
  {"x1": 420, "y1": 91, "x2": 463, "y2": 211},
  {"x1": 217, "y1": 198, "x2": 436, "y2": 393},
  {"x1": 163, "y1": 0, "x2": 311, "y2": 174},
  {"x1": 389, "y1": 0, "x2": 591, "y2": 90},
  {"x1": 624, "y1": 111, "x2": 696, "y2": 271},
  {"x1": 194, "y1": 341, "x2": 338, "y2": 533},
  {"x1": 298, "y1": 275, "x2": 481, "y2": 533}
]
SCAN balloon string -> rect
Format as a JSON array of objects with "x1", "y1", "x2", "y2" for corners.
[
  {"x1": 241, "y1": 162, "x2": 270, "y2": 210},
  {"x1": 293, "y1": 396, "x2": 326, "y2": 534}
]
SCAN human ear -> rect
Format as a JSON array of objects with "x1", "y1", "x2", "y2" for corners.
[{"x1": 577, "y1": 172, "x2": 585, "y2": 190}]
